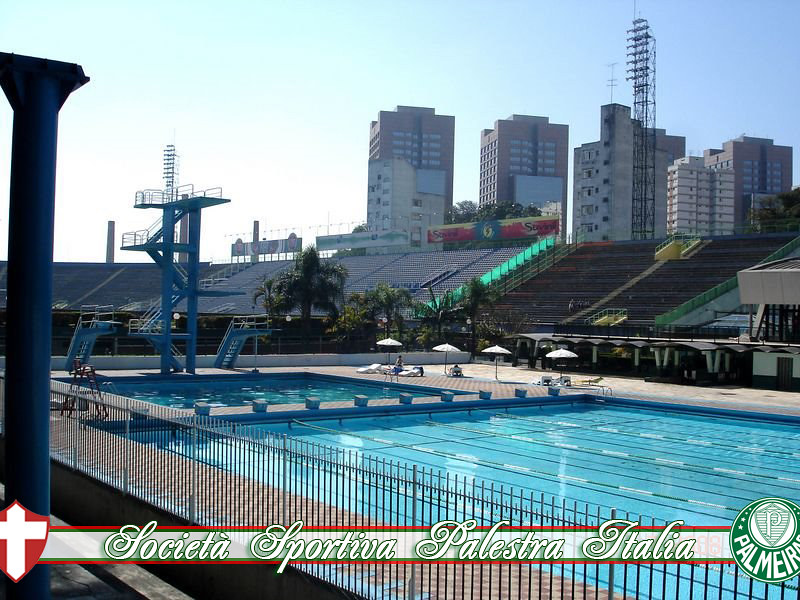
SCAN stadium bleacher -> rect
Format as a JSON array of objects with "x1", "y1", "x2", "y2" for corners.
[
  {"x1": 2, "y1": 233, "x2": 795, "y2": 325},
  {"x1": 0, "y1": 262, "x2": 218, "y2": 311},
  {"x1": 491, "y1": 232, "x2": 799, "y2": 324},
  {"x1": 610, "y1": 233, "x2": 798, "y2": 322},
  {"x1": 492, "y1": 240, "x2": 660, "y2": 323}
]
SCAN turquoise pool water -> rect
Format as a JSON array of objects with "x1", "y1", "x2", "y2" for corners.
[
  {"x1": 109, "y1": 373, "x2": 467, "y2": 408},
  {"x1": 120, "y1": 397, "x2": 799, "y2": 597},
  {"x1": 252, "y1": 402, "x2": 800, "y2": 526}
]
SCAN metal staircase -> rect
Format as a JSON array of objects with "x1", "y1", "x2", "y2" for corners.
[
  {"x1": 584, "y1": 308, "x2": 628, "y2": 326},
  {"x1": 63, "y1": 305, "x2": 118, "y2": 370},
  {"x1": 214, "y1": 315, "x2": 275, "y2": 369}
]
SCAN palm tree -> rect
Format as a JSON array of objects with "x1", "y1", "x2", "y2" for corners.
[
  {"x1": 459, "y1": 277, "x2": 499, "y2": 356},
  {"x1": 252, "y1": 277, "x2": 283, "y2": 326},
  {"x1": 275, "y1": 246, "x2": 348, "y2": 351},
  {"x1": 414, "y1": 286, "x2": 459, "y2": 344},
  {"x1": 365, "y1": 283, "x2": 412, "y2": 337}
]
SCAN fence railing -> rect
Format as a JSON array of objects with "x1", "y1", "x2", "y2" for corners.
[
  {"x1": 1, "y1": 377, "x2": 795, "y2": 598},
  {"x1": 654, "y1": 233, "x2": 800, "y2": 326}
]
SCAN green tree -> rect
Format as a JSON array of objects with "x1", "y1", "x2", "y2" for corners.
[
  {"x1": 476, "y1": 202, "x2": 542, "y2": 222},
  {"x1": 445, "y1": 200, "x2": 478, "y2": 224},
  {"x1": 414, "y1": 286, "x2": 459, "y2": 343},
  {"x1": 458, "y1": 277, "x2": 500, "y2": 356},
  {"x1": 252, "y1": 277, "x2": 284, "y2": 326},
  {"x1": 327, "y1": 302, "x2": 368, "y2": 348},
  {"x1": 275, "y1": 245, "x2": 348, "y2": 351},
  {"x1": 749, "y1": 188, "x2": 800, "y2": 227},
  {"x1": 364, "y1": 283, "x2": 412, "y2": 337}
]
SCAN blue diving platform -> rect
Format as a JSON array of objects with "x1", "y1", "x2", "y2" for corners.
[
  {"x1": 64, "y1": 305, "x2": 119, "y2": 370},
  {"x1": 121, "y1": 184, "x2": 236, "y2": 374},
  {"x1": 215, "y1": 315, "x2": 276, "y2": 369}
]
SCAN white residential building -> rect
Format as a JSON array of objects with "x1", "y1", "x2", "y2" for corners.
[
  {"x1": 366, "y1": 158, "x2": 446, "y2": 253},
  {"x1": 572, "y1": 104, "x2": 686, "y2": 242},
  {"x1": 667, "y1": 157, "x2": 734, "y2": 236}
]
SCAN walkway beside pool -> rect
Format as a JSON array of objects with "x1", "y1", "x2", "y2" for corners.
[{"x1": 61, "y1": 361, "x2": 800, "y2": 418}]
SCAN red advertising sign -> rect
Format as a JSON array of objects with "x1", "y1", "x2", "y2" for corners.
[{"x1": 427, "y1": 216, "x2": 559, "y2": 244}]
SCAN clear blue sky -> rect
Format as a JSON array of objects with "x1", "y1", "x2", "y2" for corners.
[{"x1": 1, "y1": 0, "x2": 798, "y2": 262}]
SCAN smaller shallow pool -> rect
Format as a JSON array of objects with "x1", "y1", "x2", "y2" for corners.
[{"x1": 104, "y1": 373, "x2": 469, "y2": 409}]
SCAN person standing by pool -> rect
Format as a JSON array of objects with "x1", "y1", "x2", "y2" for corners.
[{"x1": 394, "y1": 355, "x2": 404, "y2": 374}]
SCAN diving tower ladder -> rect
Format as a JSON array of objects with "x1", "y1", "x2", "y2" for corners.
[
  {"x1": 121, "y1": 184, "x2": 234, "y2": 374},
  {"x1": 215, "y1": 315, "x2": 276, "y2": 369},
  {"x1": 64, "y1": 305, "x2": 119, "y2": 370}
]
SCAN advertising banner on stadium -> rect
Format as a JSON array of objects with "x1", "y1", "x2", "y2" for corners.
[
  {"x1": 231, "y1": 233, "x2": 302, "y2": 257},
  {"x1": 426, "y1": 216, "x2": 559, "y2": 244},
  {"x1": 315, "y1": 230, "x2": 408, "y2": 251}
]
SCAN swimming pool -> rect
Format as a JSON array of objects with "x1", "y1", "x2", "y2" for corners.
[
  {"x1": 105, "y1": 373, "x2": 469, "y2": 408},
  {"x1": 112, "y1": 394, "x2": 800, "y2": 598},
  {"x1": 249, "y1": 401, "x2": 800, "y2": 526}
]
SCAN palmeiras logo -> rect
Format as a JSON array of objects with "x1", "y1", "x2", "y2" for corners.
[
  {"x1": 730, "y1": 497, "x2": 800, "y2": 584},
  {"x1": 0, "y1": 501, "x2": 50, "y2": 582}
]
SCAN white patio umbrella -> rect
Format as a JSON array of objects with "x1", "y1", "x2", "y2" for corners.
[
  {"x1": 377, "y1": 337, "x2": 403, "y2": 365},
  {"x1": 433, "y1": 343, "x2": 461, "y2": 374},
  {"x1": 482, "y1": 345, "x2": 512, "y2": 380},
  {"x1": 546, "y1": 348, "x2": 578, "y2": 378}
]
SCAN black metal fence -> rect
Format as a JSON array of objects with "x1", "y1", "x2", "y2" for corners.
[{"x1": 1, "y1": 378, "x2": 797, "y2": 599}]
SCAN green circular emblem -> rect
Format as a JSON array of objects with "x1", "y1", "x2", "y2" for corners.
[{"x1": 730, "y1": 497, "x2": 800, "y2": 584}]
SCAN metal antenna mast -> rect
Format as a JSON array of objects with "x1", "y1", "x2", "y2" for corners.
[
  {"x1": 607, "y1": 62, "x2": 618, "y2": 103},
  {"x1": 626, "y1": 17, "x2": 656, "y2": 239}
]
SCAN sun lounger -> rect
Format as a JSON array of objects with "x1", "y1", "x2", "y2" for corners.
[
  {"x1": 396, "y1": 366, "x2": 424, "y2": 377},
  {"x1": 356, "y1": 363, "x2": 384, "y2": 374},
  {"x1": 538, "y1": 375, "x2": 554, "y2": 386}
]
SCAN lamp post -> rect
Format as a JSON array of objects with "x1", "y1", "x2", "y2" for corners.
[
  {"x1": 286, "y1": 315, "x2": 292, "y2": 353},
  {"x1": 466, "y1": 318, "x2": 473, "y2": 357}
]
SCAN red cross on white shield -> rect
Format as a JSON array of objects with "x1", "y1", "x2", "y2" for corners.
[{"x1": 0, "y1": 501, "x2": 50, "y2": 583}]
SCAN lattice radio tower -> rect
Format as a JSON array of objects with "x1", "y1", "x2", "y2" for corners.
[
  {"x1": 163, "y1": 144, "x2": 178, "y2": 199},
  {"x1": 626, "y1": 17, "x2": 656, "y2": 239}
]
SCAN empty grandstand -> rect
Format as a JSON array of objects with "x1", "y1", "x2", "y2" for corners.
[
  {"x1": 2, "y1": 232, "x2": 798, "y2": 329},
  {"x1": 492, "y1": 231, "x2": 800, "y2": 325}
]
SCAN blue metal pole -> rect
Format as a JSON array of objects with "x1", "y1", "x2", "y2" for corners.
[
  {"x1": 160, "y1": 207, "x2": 175, "y2": 374},
  {"x1": 185, "y1": 209, "x2": 201, "y2": 373},
  {"x1": 0, "y1": 53, "x2": 88, "y2": 600}
]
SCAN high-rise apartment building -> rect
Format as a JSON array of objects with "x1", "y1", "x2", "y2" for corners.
[
  {"x1": 369, "y1": 106, "x2": 455, "y2": 210},
  {"x1": 478, "y1": 114, "x2": 569, "y2": 211},
  {"x1": 366, "y1": 158, "x2": 446, "y2": 253},
  {"x1": 667, "y1": 156, "x2": 734, "y2": 236},
  {"x1": 572, "y1": 104, "x2": 685, "y2": 242},
  {"x1": 703, "y1": 136, "x2": 793, "y2": 225}
]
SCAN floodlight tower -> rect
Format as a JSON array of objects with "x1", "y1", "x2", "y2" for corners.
[{"x1": 626, "y1": 17, "x2": 657, "y2": 239}]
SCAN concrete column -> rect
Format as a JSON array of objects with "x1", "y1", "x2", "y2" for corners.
[
  {"x1": 704, "y1": 351, "x2": 713, "y2": 374},
  {"x1": 713, "y1": 350, "x2": 722, "y2": 374},
  {"x1": 105, "y1": 220, "x2": 115, "y2": 263},
  {"x1": 160, "y1": 208, "x2": 175, "y2": 374},
  {"x1": 592, "y1": 346, "x2": 598, "y2": 367},
  {"x1": 725, "y1": 353, "x2": 731, "y2": 372},
  {"x1": 634, "y1": 348, "x2": 641, "y2": 368},
  {"x1": 0, "y1": 52, "x2": 88, "y2": 600},
  {"x1": 653, "y1": 348, "x2": 662, "y2": 369},
  {"x1": 252, "y1": 220, "x2": 260, "y2": 264},
  {"x1": 185, "y1": 209, "x2": 201, "y2": 373}
]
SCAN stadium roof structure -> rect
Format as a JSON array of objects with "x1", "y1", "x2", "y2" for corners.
[{"x1": 737, "y1": 257, "x2": 800, "y2": 305}]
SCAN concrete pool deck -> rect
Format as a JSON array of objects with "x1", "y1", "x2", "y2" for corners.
[{"x1": 54, "y1": 360, "x2": 800, "y2": 419}]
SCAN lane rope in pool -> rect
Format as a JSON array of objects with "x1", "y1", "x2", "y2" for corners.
[{"x1": 289, "y1": 418, "x2": 739, "y2": 515}]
